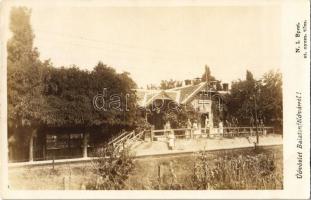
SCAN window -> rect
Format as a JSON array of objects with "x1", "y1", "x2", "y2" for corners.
[{"x1": 46, "y1": 134, "x2": 69, "y2": 149}]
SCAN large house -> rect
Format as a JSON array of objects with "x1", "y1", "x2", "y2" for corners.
[{"x1": 135, "y1": 81, "x2": 229, "y2": 130}]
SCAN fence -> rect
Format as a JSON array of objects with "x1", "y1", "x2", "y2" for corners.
[
  {"x1": 108, "y1": 130, "x2": 145, "y2": 152},
  {"x1": 150, "y1": 126, "x2": 274, "y2": 141},
  {"x1": 223, "y1": 127, "x2": 274, "y2": 137}
]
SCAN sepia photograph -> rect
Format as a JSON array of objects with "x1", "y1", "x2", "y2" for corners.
[{"x1": 0, "y1": 0, "x2": 309, "y2": 199}]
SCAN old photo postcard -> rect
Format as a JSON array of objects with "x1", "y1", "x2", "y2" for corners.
[{"x1": 0, "y1": 0, "x2": 310, "y2": 199}]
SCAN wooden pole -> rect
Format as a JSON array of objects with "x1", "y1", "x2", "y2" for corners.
[
  {"x1": 43, "y1": 132, "x2": 47, "y2": 160},
  {"x1": 83, "y1": 133, "x2": 88, "y2": 158},
  {"x1": 52, "y1": 155, "x2": 55, "y2": 170},
  {"x1": 158, "y1": 164, "x2": 161, "y2": 189},
  {"x1": 254, "y1": 96, "x2": 259, "y2": 144},
  {"x1": 68, "y1": 133, "x2": 71, "y2": 157}
]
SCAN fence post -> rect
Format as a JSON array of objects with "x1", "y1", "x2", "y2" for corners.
[
  {"x1": 52, "y1": 151, "x2": 56, "y2": 169},
  {"x1": 63, "y1": 176, "x2": 70, "y2": 190},
  {"x1": 83, "y1": 132, "x2": 89, "y2": 158},
  {"x1": 190, "y1": 128, "x2": 193, "y2": 139},
  {"x1": 158, "y1": 164, "x2": 161, "y2": 189}
]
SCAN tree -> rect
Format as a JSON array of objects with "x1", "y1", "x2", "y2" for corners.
[
  {"x1": 147, "y1": 84, "x2": 158, "y2": 90},
  {"x1": 42, "y1": 62, "x2": 141, "y2": 132},
  {"x1": 246, "y1": 70, "x2": 254, "y2": 81},
  {"x1": 7, "y1": 7, "x2": 142, "y2": 161},
  {"x1": 7, "y1": 7, "x2": 45, "y2": 161},
  {"x1": 226, "y1": 70, "x2": 258, "y2": 125},
  {"x1": 201, "y1": 65, "x2": 216, "y2": 82},
  {"x1": 225, "y1": 70, "x2": 283, "y2": 133},
  {"x1": 160, "y1": 79, "x2": 177, "y2": 90},
  {"x1": 90, "y1": 62, "x2": 140, "y2": 127},
  {"x1": 260, "y1": 70, "x2": 282, "y2": 129}
]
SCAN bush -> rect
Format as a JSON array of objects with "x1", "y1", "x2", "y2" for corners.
[{"x1": 87, "y1": 145, "x2": 135, "y2": 190}]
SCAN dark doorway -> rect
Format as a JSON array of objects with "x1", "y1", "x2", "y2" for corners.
[{"x1": 153, "y1": 111, "x2": 165, "y2": 130}]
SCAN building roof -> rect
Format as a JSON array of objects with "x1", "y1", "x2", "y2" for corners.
[
  {"x1": 134, "y1": 82, "x2": 209, "y2": 107},
  {"x1": 134, "y1": 81, "x2": 230, "y2": 107},
  {"x1": 168, "y1": 82, "x2": 207, "y2": 104}
]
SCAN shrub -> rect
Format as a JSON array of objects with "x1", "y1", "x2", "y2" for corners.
[{"x1": 87, "y1": 145, "x2": 135, "y2": 190}]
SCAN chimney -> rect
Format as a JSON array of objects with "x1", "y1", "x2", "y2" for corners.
[
  {"x1": 184, "y1": 79, "x2": 192, "y2": 86},
  {"x1": 194, "y1": 77, "x2": 201, "y2": 85}
]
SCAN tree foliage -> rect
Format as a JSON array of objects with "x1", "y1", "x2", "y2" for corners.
[
  {"x1": 201, "y1": 65, "x2": 216, "y2": 82},
  {"x1": 225, "y1": 70, "x2": 282, "y2": 129},
  {"x1": 7, "y1": 7, "x2": 141, "y2": 140},
  {"x1": 162, "y1": 104, "x2": 197, "y2": 128},
  {"x1": 41, "y1": 62, "x2": 140, "y2": 129},
  {"x1": 226, "y1": 71, "x2": 258, "y2": 125},
  {"x1": 159, "y1": 79, "x2": 182, "y2": 90},
  {"x1": 7, "y1": 7, "x2": 44, "y2": 129},
  {"x1": 260, "y1": 70, "x2": 283, "y2": 128}
]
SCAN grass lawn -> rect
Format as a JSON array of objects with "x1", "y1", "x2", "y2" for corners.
[{"x1": 8, "y1": 145, "x2": 282, "y2": 190}]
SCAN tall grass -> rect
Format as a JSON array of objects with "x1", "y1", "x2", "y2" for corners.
[
  {"x1": 191, "y1": 149, "x2": 282, "y2": 189},
  {"x1": 126, "y1": 147, "x2": 283, "y2": 190}
]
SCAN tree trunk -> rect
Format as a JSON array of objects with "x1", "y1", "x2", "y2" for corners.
[
  {"x1": 29, "y1": 129, "x2": 37, "y2": 162},
  {"x1": 9, "y1": 145, "x2": 13, "y2": 162}
]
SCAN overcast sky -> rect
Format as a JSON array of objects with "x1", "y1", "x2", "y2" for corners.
[{"x1": 19, "y1": 5, "x2": 281, "y2": 88}]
